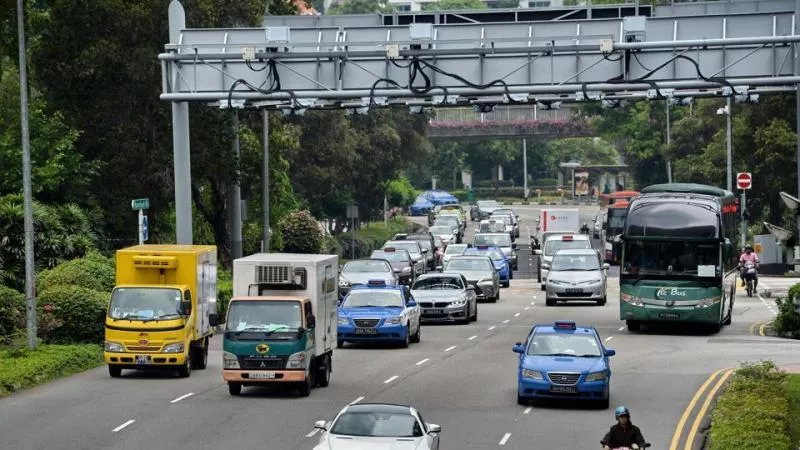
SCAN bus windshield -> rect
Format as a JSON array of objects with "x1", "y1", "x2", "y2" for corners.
[
  {"x1": 606, "y1": 209, "x2": 627, "y2": 236},
  {"x1": 622, "y1": 240, "x2": 719, "y2": 277}
]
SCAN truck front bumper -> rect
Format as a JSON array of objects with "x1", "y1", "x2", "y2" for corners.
[
  {"x1": 104, "y1": 351, "x2": 186, "y2": 368},
  {"x1": 223, "y1": 369, "x2": 307, "y2": 383}
]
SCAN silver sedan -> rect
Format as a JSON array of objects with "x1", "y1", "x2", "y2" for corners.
[
  {"x1": 443, "y1": 255, "x2": 500, "y2": 302},
  {"x1": 411, "y1": 272, "x2": 478, "y2": 324},
  {"x1": 543, "y1": 248, "x2": 609, "y2": 306}
]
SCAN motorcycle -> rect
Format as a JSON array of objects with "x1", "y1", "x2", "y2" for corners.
[
  {"x1": 742, "y1": 261, "x2": 757, "y2": 297},
  {"x1": 601, "y1": 442, "x2": 651, "y2": 450},
  {"x1": 580, "y1": 222, "x2": 590, "y2": 235}
]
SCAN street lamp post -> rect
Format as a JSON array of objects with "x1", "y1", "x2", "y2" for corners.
[{"x1": 717, "y1": 99, "x2": 733, "y2": 192}]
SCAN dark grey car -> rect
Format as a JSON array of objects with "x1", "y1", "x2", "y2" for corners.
[
  {"x1": 371, "y1": 249, "x2": 415, "y2": 284},
  {"x1": 443, "y1": 255, "x2": 499, "y2": 302},
  {"x1": 411, "y1": 272, "x2": 478, "y2": 324},
  {"x1": 405, "y1": 233, "x2": 437, "y2": 271}
]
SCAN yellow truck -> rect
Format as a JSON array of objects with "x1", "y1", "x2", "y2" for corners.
[{"x1": 104, "y1": 245, "x2": 220, "y2": 378}]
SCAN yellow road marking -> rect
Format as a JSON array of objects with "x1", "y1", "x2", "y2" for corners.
[
  {"x1": 683, "y1": 369, "x2": 734, "y2": 450},
  {"x1": 669, "y1": 368, "x2": 727, "y2": 450}
]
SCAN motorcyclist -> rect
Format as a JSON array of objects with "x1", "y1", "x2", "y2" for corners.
[
  {"x1": 601, "y1": 406, "x2": 646, "y2": 450},
  {"x1": 738, "y1": 244, "x2": 760, "y2": 289},
  {"x1": 581, "y1": 222, "x2": 590, "y2": 234}
]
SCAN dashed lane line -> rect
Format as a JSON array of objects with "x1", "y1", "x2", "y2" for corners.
[
  {"x1": 605, "y1": 336, "x2": 613, "y2": 342},
  {"x1": 502, "y1": 319, "x2": 510, "y2": 324},
  {"x1": 444, "y1": 345, "x2": 457, "y2": 352},
  {"x1": 170, "y1": 392, "x2": 194, "y2": 404},
  {"x1": 488, "y1": 326, "x2": 496, "y2": 331},
  {"x1": 524, "y1": 306, "x2": 530, "y2": 310},
  {"x1": 112, "y1": 420, "x2": 135, "y2": 433},
  {"x1": 350, "y1": 396, "x2": 365, "y2": 404},
  {"x1": 468, "y1": 335, "x2": 477, "y2": 340},
  {"x1": 514, "y1": 312, "x2": 521, "y2": 317},
  {"x1": 499, "y1": 432, "x2": 512, "y2": 445},
  {"x1": 384, "y1": 375, "x2": 399, "y2": 384},
  {"x1": 618, "y1": 326, "x2": 625, "y2": 331},
  {"x1": 523, "y1": 407, "x2": 532, "y2": 415},
  {"x1": 416, "y1": 358, "x2": 429, "y2": 366}
]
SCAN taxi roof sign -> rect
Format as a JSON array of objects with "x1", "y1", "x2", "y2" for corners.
[
  {"x1": 554, "y1": 320, "x2": 577, "y2": 330},
  {"x1": 477, "y1": 245, "x2": 489, "y2": 249},
  {"x1": 384, "y1": 247, "x2": 396, "y2": 252},
  {"x1": 367, "y1": 279, "x2": 387, "y2": 286},
  {"x1": 562, "y1": 235, "x2": 573, "y2": 241}
]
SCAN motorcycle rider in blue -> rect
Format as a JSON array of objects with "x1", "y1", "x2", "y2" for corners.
[{"x1": 601, "y1": 406, "x2": 647, "y2": 450}]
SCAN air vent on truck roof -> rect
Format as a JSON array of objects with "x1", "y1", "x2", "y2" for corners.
[
  {"x1": 254, "y1": 264, "x2": 307, "y2": 290},
  {"x1": 132, "y1": 255, "x2": 178, "y2": 269}
]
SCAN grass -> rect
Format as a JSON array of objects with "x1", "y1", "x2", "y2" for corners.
[
  {"x1": 788, "y1": 374, "x2": 800, "y2": 447},
  {"x1": 0, "y1": 343, "x2": 103, "y2": 398}
]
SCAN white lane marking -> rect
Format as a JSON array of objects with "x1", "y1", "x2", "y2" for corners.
[
  {"x1": 488, "y1": 326, "x2": 496, "y2": 330},
  {"x1": 532, "y1": 296, "x2": 537, "y2": 299},
  {"x1": 503, "y1": 319, "x2": 510, "y2": 324},
  {"x1": 618, "y1": 326, "x2": 625, "y2": 331},
  {"x1": 499, "y1": 432, "x2": 512, "y2": 445},
  {"x1": 524, "y1": 306, "x2": 530, "y2": 310},
  {"x1": 530, "y1": 301, "x2": 535, "y2": 305},
  {"x1": 514, "y1": 312, "x2": 521, "y2": 317},
  {"x1": 523, "y1": 407, "x2": 532, "y2": 414},
  {"x1": 305, "y1": 428, "x2": 320, "y2": 438},
  {"x1": 444, "y1": 345, "x2": 457, "y2": 352},
  {"x1": 416, "y1": 358, "x2": 430, "y2": 366},
  {"x1": 604, "y1": 336, "x2": 613, "y2": 342},
  {"x1": 468, "y1": 335, "x2": 477, "y2": 340},
  {"x1": 170, "y1": 392, "x2": 194, "y2": 404},
  {"x1": 350, "y1": 396, "x2": 365, "y2": 404},
  {"x1": 112, "y1": 420, "x2": 135, "y2": 433},
  {"x1": 384, "y1": 375, "x2": 399, "y2": 384}
]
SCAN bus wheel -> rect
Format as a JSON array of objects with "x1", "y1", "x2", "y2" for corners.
[{"x1": 626, "y1": 320, "x2": 641, "y2": 332}]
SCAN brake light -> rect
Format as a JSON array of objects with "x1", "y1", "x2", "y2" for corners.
[
  {"x1": 554, "y1": 320, "x2": 577, "y2": 330},
  {"x1": 562, "y1": 235, "x2": 573, "y2": 241}
]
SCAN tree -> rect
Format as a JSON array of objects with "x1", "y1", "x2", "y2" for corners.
[
  {"x1": 328, "y1": 0, "x2": 393, "y2": 14},
  {"x1": 279, "y1": 209, "x2": 322, "y2": 254},
  {"x1": 425, "y1": 0, "x2": 487, "y2": 10}
]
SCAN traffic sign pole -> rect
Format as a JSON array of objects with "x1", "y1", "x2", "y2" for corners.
[
  {"x1": 736, "y1": 172, "x2": 751, "y2": 247},
  {"x1": 741, "y1": 191, "x2": 747, "y2": 248},
  {"x1": 138, "y1": 209, "x2": 144, "y2": 245}
]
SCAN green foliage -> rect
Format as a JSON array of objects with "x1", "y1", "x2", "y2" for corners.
[
  {"x1": 328, "y1": 0, "x2": 393, "y2": 14},
  {"x1": 37, "y1": 286, "x2": 109, "y2": 344},
  {"x1": 424, "y1": 0, "x2": 486, "y2": 10},
  {"x1": 321, "y1": 234, "x2": 344, "y2": 257},
  {"x1": 0, "y1": 344, "x2": 103, "y2": 398},
  {"x1": 0, "y1": 195, "x2": 97, "y2": 291},
  {"x1": 216, "y1": 268, "x2": 233, "y2": 319},
  {"x1": 338, "y1": 218, "x2": 417, "y2": 260},
  {"x1": 773, "y1": 283, "x2": 800, "y2": 339},
  {"x1": 788, "y1": 374, "x2": 800, "y2": 446},
  {"x1": 708, "y1": 360, "x2": 793, "y2": 450},
  {"x1": 387, "y1": 175, "x2": 418, "y2": 207},
  {"x1": 0, "y1": 285, "x2": 25, "y2": 342},
  {"x1": 37, "y1": 252, "x2": 115, "y2": 294},
  {"x1": 279, "y1": 210, "x2": 323, "y2": 254}
]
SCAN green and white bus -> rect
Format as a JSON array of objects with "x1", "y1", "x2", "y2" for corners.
[{"x1": 619, "y1": 183, "x2": 739, "y2": 333}]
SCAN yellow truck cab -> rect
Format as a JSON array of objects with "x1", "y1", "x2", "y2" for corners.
[{"x1": 104, "y1": 245, "x2": 220, "y2": 378}]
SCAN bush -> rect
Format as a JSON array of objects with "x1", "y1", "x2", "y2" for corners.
[
  {"x1": 708, "y1": 360, "x2": 793, "y2": 450},
  {"x1": 773, "y1": 283, "x2": 800, "y2": 339},
  {"x1": 37, "y1": 252, "x2": 115, "y2": 294},
  {"x1": 36, "y1": 286, "x2": 109, "y2": 344},
  {"x1": 0, "y1": 285, "x2": 26, "y2": 342},
  {"x1": 216, "y1": 268, "x2": 233, "y2": 320},
  {"x1": 337, "y1": 217, "x2": 415, "y2": 260},
  {"x1": 279, "y1": 209, "x2": 322, "y2": 254},
  {"x1": 0, "y1": 344, "x2": 103, "y2": 397},
  {"x1": 387, "y1": 175, "x2": 417, "y2": 207},
  {"x1": 321, "y1": 234, "x2": 343, "y2": 257}
]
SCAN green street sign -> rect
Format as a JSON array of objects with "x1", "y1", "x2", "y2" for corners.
[{"x1": 131, "y1": 198, "x2": 150, "y2": 210}]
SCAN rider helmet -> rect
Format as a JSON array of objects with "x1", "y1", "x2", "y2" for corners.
[
  {"x1": 614, "y1": 406, "x2": 630, "y2": 418},
  {"x1": 745, "y1": 244, "x2": 754, "y2": 252}
]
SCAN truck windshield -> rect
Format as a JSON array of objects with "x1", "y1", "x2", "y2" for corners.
[
  {"x1": 226, "y1": 300, "x2": 302, "y2": 333},
  {"x1": 622, "y1": 240, "x2": 719, "y2": 277},
  {"x1": 108, "y1": 287, "x2": 182, "y2": 320}
]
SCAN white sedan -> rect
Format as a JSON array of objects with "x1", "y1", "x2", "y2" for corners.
[{"x1": 313, "y1": 403, "x2": 442, "y2": 450}]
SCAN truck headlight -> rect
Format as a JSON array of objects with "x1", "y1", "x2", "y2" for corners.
[
  {"x1": 522, "y1": 369, "x2": 543, "y2": 380},
  {"x1": 286, "y1": 351, "x2": 306, "y2": 369},
  {"x1": 695, "y1": 296, "x2": 722, "y2": 308},
  {"x1": 339, "y1": 279, "x2": 350, "y2": 287},
  {"x1": 337, "y1": 316, "x2": 350, "y2": 325},
  {"x1": 104, "y1": 341, "x2": 124, "y2": 353},
  {"x1": 385, "y1": 316, "x2": 402, "y2": 325},
  {"x1": 223, "y1": 351, "x2": 240, "y2": 369},
  {"x1": 162, "y1": 343, "x2": 185, "y2": 353},
  {"x1": 585, "y1": 371, "x2": 606, "y2": 382}
]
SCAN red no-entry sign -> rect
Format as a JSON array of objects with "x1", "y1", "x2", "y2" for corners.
[{"x1": 736, "y1": 172, "x2": 752, "y2": 190}]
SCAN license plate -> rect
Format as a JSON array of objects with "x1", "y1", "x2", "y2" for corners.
[
  {"x1": 426, "y1": 309, "x2": 444, "y2": 315},
  {"x1": 249, "y1": 372, "x2": 276, "y2": 379},
  {"x1": 659, "y1": 313, "x2": 680, "y2": 319},
  {"x1": 355, "y1": 328, "x2": 378, "y2": 334},
  {"x1": 135, "y1": 355, "x2": 151, "y2": 365},
  {"x1": 550, "y1": 385, "x2": 577, "y2": 393},
  {"x1": 565, "y1": 288, "x2": 584, "y2": 294}
]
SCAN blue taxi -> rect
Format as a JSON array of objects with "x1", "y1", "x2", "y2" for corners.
[
  {"x1": 512, "y1": 320, "x2": 614, "y2": 408},
  {"x1": 464, "y1": 245, "x2": 511, "y2": 287},
  {"x1": 337, "y1": 280, "x2": 422, "y2": 348}
]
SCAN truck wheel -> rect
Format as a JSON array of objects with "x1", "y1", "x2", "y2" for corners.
[
  {"x1": 228, "y1": 382, "x2": 242, "y2": 396},
  {"x1": 337, "y1": 339, "x2": 344, "y2": 348},
  {"x1": 108, "y1": 365, "x2": 122, "y2": 378},
  {"x1": 298, "y1": 374, "x2": 313, "y2": 397},
  {"x1": 177, "y1": 352, "x2": 192, "y2": 378},
  {"x1": 191, "y1": 338, "x2": 208, "y2": 370},
  {"x1": 316, "y1": 355, "x2": 331, "y2": 387},
  {"x1": 626, "y1": 320, "x2": 641, "y2": 332}
]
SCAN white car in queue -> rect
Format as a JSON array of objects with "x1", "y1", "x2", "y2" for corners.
[
  {"x1": 312, "y1": 403, "x2": 442, "y2": 450},
  {"x1": 440, "y1": 243, "x2": 468, "y2": 270},
  {"x1": 543, "y1": 248, "x2": 609, "y2": 306},
  {"x1": 537, "y1": 233, "x2": 592, "y2": 290}
]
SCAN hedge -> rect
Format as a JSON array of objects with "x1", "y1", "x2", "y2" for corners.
[
  {"x1": 279, "y1": 209, "x2": 323, "y2": 254},
  {"x1": 708, "y1": 361, "x2": 793, "y2": 450},
  {"x1": 217, "y1": 268, "x2": 233, "y2": 320},
  {"x1": 773, "y1": 283, "x2": 800, "y2": 339},
  {"x1": 0, "y1": 344, "x2": 103, "y2": 397},
  {"x1": 37, "y1": 251, "x2": 116, "y2": 293},
  {"x1": 337, "y1": 218, "x2": 419, "y2": 260},
  {"x1": 37, "y1": 286, "x2": 109, "y2": 344},
  {"x1": 0, "y1": 285, "x2": 26, "y2": 342}
]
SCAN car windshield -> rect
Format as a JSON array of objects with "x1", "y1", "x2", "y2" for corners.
[
  {"x1": 226, "y1": 300, "x2": 302, "y2": 333},
  {"x1": 330, "y1": 411, "x2": 424, "y2": 438},
  {"x1": 622, "y1": 240, "x2": 720, "y2": 277},
  {"x1": 478, "y1": 201, "x2": 499, "y2": 208},
  {"x1": 527, "y1": 332, "x2": 602, "y2": 357},
  {"x1": 430, "y1": 226, "x2": 454, "y2": 235},
  {"x1": 445, "y1": 245, "x2": 467, "y2": 255},
  {"x1": 544, "y1": 238, "x2": 591, "y2": 256},
  {"x1": 551, "y1": 254, "x2": 600, "y2": 271},
  {"x1": 474, "y1": 234, "x2": 511, "y2": 247},
  {"x1": 446, "y1": 258, "x2": 492, "y2": 271},
  {"x1": 411, "y1": 239, "x2": 432, "y2": 252},
  {"x1": 344, "y1": 260, "x2": 392, "y2": 273},
  {"x1": 412, "y1": 276, "x2": 463, "y2": 290},
  {"x1": 371, "y1": 251, "x2": 409, "y2": 262},
  {"x1": 480, "y1": 222, "x2": 506, "y2": 233},
  {"x1": 108, "y1": 287, "x2": 182, "y2": 320},
  {"x1": 433, "y1": 236, "x2": 443, "y2": 247},
  {"x1": 386, "y1": 242, "x2": 420, "y2": 254},
  {"x1": 342, "y1": 290, "x2": 405, "y2": 308},
  {"x1": 467, "y1": 249, "x2": 504, "y2": 260},
  {"x1": 435, "y1": 217, "x2": 458, "y2": 225},
  {"x1": 494, "y1": 215, "x2": 513, "y2": 224}
]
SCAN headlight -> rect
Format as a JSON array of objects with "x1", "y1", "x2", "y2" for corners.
[
  {"x1": 162, "y1": 342, "x2": 185, "y2": 353},
  {"x1": 580, "y1": 279, "x2": 602, "y2": 284},
  {"x1": 621, "y1": 293, "x2": 644, "y2": 307},
  {"x1": 450, "y1": 297, "x2": 467, "y2": 307},
  {"x1": 548, "y1": 279, "x2": 566, "y2": 285},
  {"x1": 585, "y1": 371, "x2": 606, "y2": 382},
  {"x1": 478, "y1": 278, "x2": 493, "y2": 284},
  {"x1": 695, "y1": 296, "x2": 722, "y2": 308},
  {"x1": 402, "y1": 267, "x2": 412, "y2": 273},
  {"x1": 286, "y1": 351, "x2": 306, "y2": 369},
  {"x1": 337, "y1": 316, "x2": 350, "y2": 325},
  {"x1": 522, "y1": 369, "x2": 543, "y2": 380},
  {"x1": 339, "y1": 279, "x2": 350, "y2": 287},
  {"x1": 104, "y1": 341, "x2": 124, "y2": 353},
  {"x1": 385, "y1": 316, "x2": 402, "y2": 325},
  {"x1": 223, "y1": 351, "x2": 240, "y2": 369}
]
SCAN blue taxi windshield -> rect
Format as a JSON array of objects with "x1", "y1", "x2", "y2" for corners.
[
  {"x1": 527, "y1": 332, "x2": 602, "y2": 357},
  {"x1": 342, "y1": 290, "x2": 404, "y2": 308}
]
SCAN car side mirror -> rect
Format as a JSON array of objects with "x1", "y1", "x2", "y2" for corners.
[
  {"x1": 406, "y1": 299, "x2": 417, "y2": 307},
  {"x1": 421, "y1": 249, "x2": 428, "y2": 254},
  {"x1": 541, "y1": 263, "x2": 549, "y2": 270},
  {"x1": 428, "y1": 423, "x2": 441, "y2": 434},
  {"x1": 466, "y1": 286, "x2": 475, "y2": 291},
  {"x1": 512, "y1": 243, "x2": 518, "y2": 250},
  {"x1": 314, "y1": 420, "x2": 327, "y2": 430},
  {"x1": 306, "y1": 314, "x2": 316, "y2": 329},
  {"x1": 435, "y1": 265, "x2": 443, "y2": 271},
  {"x1": 209, "y1": 313, "x2": 220, "y2": 327},
  {"x1": 512, "y1": 342, "x2": 524, "y2": 353},
  {"x1": 603, "y1": 263, "x2": 610, "y2": 270},
  {"x1": 604, "y1": 348, "x2": 616, "y2": 357},
  {"x1": 180, "y1": 300, "x2": 192, "y2": 316}
]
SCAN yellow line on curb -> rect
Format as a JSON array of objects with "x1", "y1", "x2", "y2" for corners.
[
  {"x1": 683, "y1": 369, "x2": 734, "y2": 450},
  {"x1": 669, "y1": 368, "x2": 726, "y2": 450}
]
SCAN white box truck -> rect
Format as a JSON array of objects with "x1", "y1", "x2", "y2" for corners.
[
  {"x1": 533, "y1": 208, "x2": 582, "y2": 284},
  {"x1": 223, "y1": 253, "x2": 338, "y2": 397}
]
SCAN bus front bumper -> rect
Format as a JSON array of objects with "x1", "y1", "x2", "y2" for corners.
[{"x1": 621, "y1": 304, "x2": 721, "y2": 323}]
